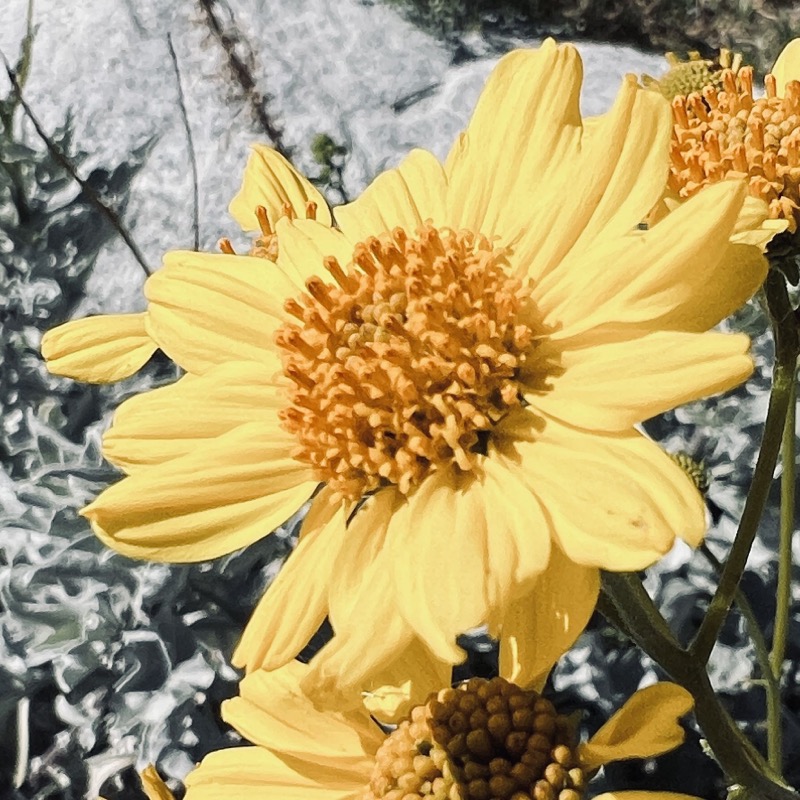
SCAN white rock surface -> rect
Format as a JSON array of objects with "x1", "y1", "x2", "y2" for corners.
[{"x1": 1, "y1": 0, "x2": 667, "y2": 315}]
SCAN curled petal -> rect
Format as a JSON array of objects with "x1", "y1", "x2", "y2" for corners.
[{"x1": 579, "y1": 683, "x2": 693, "y2": 770}]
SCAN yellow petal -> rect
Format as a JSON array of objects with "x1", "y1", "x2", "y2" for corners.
[
  {"x1": 303, "y1": 489, "x2": 418, "y2": 706},
  {"x1": 525, "y1": 330, "x2": 753, "y2": 432},
  {"x1": 141, "y1": 766, "x2": 175, "y2": 800},
  {"x1": 41, "y1": 313, "x2": 156, "y2": 383},
  {"x1": 580, "y1": 683, "x2": 693, "y2": 769},
  {"x1": 103, "y1": 358, "x2": 287, "y2": 472},
  {"x1": 275, "y1": 217, "x2": 358, "y2": 288},
  {"x1": 228, "y1": 144, "x2": 332, "y2": 231},
  {"x1": 730, "y1": 195, "x2": 788, "y2": 249},
  {"x1": 511, "y1": 75, "x2": 671, "y2": 283},
  {"x1": 184, "y1": 746, "x2": 365, "y2": 800},
  {"x1": 594, "y1": 794, "x2": 702, "y2": 800},
  {"x1": 494, "y1": 414, "x2": 706, "y2": 571},
  {"x1": 387, "y1": 466, "x2": 548, "y2": 664},
  {"x1": 498, "y1": 547, "x2": 600, "y2": 689},
  {"x1": 233, "y1": 487, "x2": 347, "y2": 672},
  {"x1": 144, "y1": 251, "x2": 296, "y2": 374},
  {"x1": 535, "y1": 181, "x2": 766, "y2": 338},
  {"x1": 481, "y1": 455, "x2": 552, "y2": 590},
  {"x1": 82, "y1": 422, "x2": 317, "y2": 562},
  {"x1": 223, "y1": 661, "x2": 380, "y2": 771},
  {"x1": 771, "y1": 38, "x2": 800, "y2": 97},
  {"x1": 333, "y1": 149, "x2": 447, "y2": 242},
  {"x1": 445, "y1": 41, "x2": 583, "y2": 240},
  {"x1": 361, "y1": 637, "x2": 452, "y2": 724}
]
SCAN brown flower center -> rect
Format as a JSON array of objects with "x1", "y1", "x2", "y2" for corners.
[
  {"x1": 669, "y1": 66, "x2": 800, "y2": 231},
  {"x1": 364, "y1": 677, "x2": 586, "y2": 800},
  {"x1": 275, "y1": 223, "x2": 534, "y2": 500}
]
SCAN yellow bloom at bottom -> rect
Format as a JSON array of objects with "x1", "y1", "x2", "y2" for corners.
[{"x1": 179, "y1": 661, "x2": 698, "y2": 800}]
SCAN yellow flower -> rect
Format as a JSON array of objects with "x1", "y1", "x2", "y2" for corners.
[
  {"x1": 43, "y1": 41, "x2": 766, "y2": 685},
  {"x1": 179, "y1": 658, "x2": 699, "y2": 800},
  {"x1": 667, "y1": 38, "x2": 800, "y2": 233},
  {"x1": 642, "y1": 48, "x2": 743, "y2": 100}
]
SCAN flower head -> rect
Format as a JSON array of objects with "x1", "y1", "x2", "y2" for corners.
[
  {"x1": 667, "y1": 38, "x2": 800, "y2": 232},
  {"x1": 642, "y1": 49, "x2": 743, "y2": 100},
  {"x1": 179, "y1": 659, "x2": 698, "y2": 800},
  {"x1": 43, "y1": 41, "x2": 767, "y2": 688}
]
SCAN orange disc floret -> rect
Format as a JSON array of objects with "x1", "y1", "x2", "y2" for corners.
[
  {"x1": 275, "y1": 223, "x2": 535, "y2": 500},
  {"x1": 669, "y1": 65, "x2": 800, "y2": 231}
]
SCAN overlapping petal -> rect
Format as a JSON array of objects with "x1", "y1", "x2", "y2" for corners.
[
  {"x1": 334, "y1": 149, "x2": 448, "y2": 242},
  {"x1": 508, "y1": 74, "x2": 672, "y2": 283},
  {"x1": 524, "y1": 330, "x2": 753, "y2": 432},
  {"x1": 388, "y1": 466, "x2": 550, "y2": 664},
  {"x1": 144, "y1": 251, "x2": 296, "y2": 374},
  {"x1": 533, "y1": 180, "x2": 766, "y2": 338},
  {"x1": 445, "y1": 40, "x2": 584, "y2": 241},
  {"x1": 493, "y1": 413, "x2": 705, "y2": 571},
  {"x1": 223, "y1": 661, "x2": 380, "y2": 771},
  {"x1": 41, "y1": 312, "x2": 156, "y2": 383},
  {"x1": 103, "y1": 358, "x2": 287, "y2": 472},
  {"x1": 184, "y1": 747, "x2": 364, "y2": 800},
  {"x1": 82, "y1": 422, "x2": 318, "y2": 562},
  {"x1": 498, "y1": 546, "x2": 600, "y2": 689},
  {"x1": 229, "y1": 144, "x2": 333, "y2": 231},
  {"x1": 233, "y1": 487, "x2": 347, "y2": 672}
]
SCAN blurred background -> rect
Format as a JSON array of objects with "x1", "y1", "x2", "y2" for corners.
[{"x1": 0, "y1": 1, "x2": 798, "y2": 798}]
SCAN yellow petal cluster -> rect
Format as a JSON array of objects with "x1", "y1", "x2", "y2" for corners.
[
  {"x1": 42, "y1": 40, "x2": 768, "y2": 721},
  {"x1": 177, "y1": 658, "x2": 696, "y2": 800}
]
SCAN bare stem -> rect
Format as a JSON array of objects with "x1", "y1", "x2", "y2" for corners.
[
  {"x1": 692, "y1": 271, "x2": 798, "y2": 666},
  {"x1": 167, "y1": 33, "x2": 200, "y2": 251},
  {"x1": 769, "y1": 372, "x2": 797, "y2": 772}
]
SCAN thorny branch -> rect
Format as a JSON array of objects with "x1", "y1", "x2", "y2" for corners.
[
  {"x1": 0, "y1": 52, "x2": 153, "y2": 277},
  {"x1": 197, "y1": 0, "x2": 292, "y2": 159}
]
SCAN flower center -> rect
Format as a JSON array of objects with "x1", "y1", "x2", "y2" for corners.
[
  {"x1": 642, "y1": 48, "x2": 743, "y2": 100},
  {"x1": 275, "y1": 223, "x2": 534, "y2": 500},
  {"x1": 364, "y1": 677, "x2": 586, "y2": 800},
  {"x1": 669, "y1": 66, "x2": 800, "y2": 231}
]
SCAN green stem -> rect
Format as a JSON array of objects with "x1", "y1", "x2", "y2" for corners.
[
  {"x1": 692, "y1": 271, "x2": 799, "y2": 666},
  {"x1": 699, "y1": 544, "x2": 777, "y2": 704},
  {"x1": 700, "y1": 543, "x2": 779, "y2": 767},
  {"x1": 601, "y1": 572, "x2": 796, "y2": 798},
  {"x1": 769, "y1": 373, "x2": 797, "y2": 772}
]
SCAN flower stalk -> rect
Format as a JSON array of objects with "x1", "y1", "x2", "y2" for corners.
[
  {"x1": 692, "y1": 270, "x2": 799, "y2": 666},
  {"x1": 601, "y1": 571, "x2": 797, "y2": 799}
]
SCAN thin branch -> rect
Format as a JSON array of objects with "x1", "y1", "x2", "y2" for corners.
[
  {"x1": 196, "y1": 0, "x2": 291, "y2": 159},
  {"x1": 692, "y1": 271, "x2": 799, "y2": 665},
  {"x1": 167, "y1": 33, "x2": 200, "y2": 251},
  {"x1": 0, "y1": 51, "x2": 153, "y2": 277}
]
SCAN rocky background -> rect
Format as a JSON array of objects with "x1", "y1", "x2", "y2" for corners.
[{"x1": 0, "y1": 1, "x2": 798, "y2": 798}]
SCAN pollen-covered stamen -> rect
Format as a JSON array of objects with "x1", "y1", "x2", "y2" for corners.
[
  {"x1": 363, "y1": 677, "x2": 587, "y2": 800},
  {"x1": 669, "y1": 65, "x2": 800, "y2": 231},
  {"x1": 248, "y1": 201, "x2": 319, "y2": 261},
  {"x1": 218, "y1": 237, "x2": 236, "y2": 255},
  {"x1": 275, "y1": 222, "x2": 535, "y2": 500}
]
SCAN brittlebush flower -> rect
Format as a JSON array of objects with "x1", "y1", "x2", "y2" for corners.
[
  {"x1": 44, "y1": 41, "x2": 767, "y2": 691},
  {"x1": 666, "y1": 38, "x2": 800, "y2": 234},
  {"x1": 177, "y1": 658, "x2": 699, "y2": 800}
]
